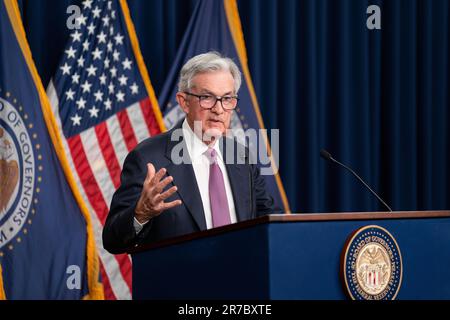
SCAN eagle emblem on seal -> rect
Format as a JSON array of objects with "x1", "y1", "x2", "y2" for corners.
[
  {"x1": 342, "y1": 225, "x2": 403, "y2": 300},
  {"x1": 0, "y1": 127, "x2": 19, "y2": 213}
]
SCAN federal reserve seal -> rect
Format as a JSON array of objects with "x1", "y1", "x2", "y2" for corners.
[
  {"x1": 342, "y1": 225, "x2": 402, "y2": 300},
  {"x1": 0, "y1": 95, "x2": 37, "y2": 250}
]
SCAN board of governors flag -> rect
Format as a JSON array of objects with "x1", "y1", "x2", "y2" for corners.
[
  {"x1": 159, "y1": 0, "x2": 290, "y2": 213},
  {"x1": 46, "y1": 0, "x2": 165, "y2": 300},
  {"x1": 0, "y1": 0, "x2": 103, "y2": 299}
]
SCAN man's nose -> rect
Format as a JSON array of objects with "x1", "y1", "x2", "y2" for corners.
[{"x1": 210, "y1": 99, "x2": 224, "y2": 114}]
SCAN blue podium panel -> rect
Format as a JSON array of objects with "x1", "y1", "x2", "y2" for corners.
[
  {"x1": 268, "y1": 217, "x2": 450, "y2": 299},
  {"x1": 132, "y1": 224, "x2": 271, "y2": 299},
  {"x1": 131, "y1": 212, "x2": 450, "y2": 300}
]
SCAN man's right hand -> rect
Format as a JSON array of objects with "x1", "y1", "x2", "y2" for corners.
[{"x1": 134, "y1": 163, "x2": 182, "y2": 224}]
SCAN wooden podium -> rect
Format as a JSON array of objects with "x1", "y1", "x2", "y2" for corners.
[{"x1": 131, "y1": 211, "x2": 450, "y2": 299}]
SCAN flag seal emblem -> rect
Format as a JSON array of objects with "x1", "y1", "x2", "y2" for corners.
[
  {"x1": 342, "y1": 225, "x2": 403, "y2": 300},
  {"x1": 0, "y1": 95, "x2": 40, "y2": 251}
]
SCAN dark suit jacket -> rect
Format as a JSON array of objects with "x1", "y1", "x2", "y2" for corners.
[{"x1": 103, "y1": 120, "x2": 279, "y2": 254}]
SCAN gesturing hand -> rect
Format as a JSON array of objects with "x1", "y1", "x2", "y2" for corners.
[{"x1": 134, "y1": 163, "x2": 182, "y2": 223}]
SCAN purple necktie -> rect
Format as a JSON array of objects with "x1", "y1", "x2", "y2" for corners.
[{"x1": 207, "y1": 148, "x2": 231, "y2": 227}]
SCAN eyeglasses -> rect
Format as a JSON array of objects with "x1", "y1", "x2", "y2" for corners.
[{"x1": 184, "y1": 92, "x2": 239, "y2": 110}]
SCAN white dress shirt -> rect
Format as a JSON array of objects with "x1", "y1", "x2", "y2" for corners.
[{"x1": 134, "y1": 119, "x2": 237, "y2": 233}]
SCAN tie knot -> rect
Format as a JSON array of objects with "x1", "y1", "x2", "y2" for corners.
[{"x1": 207, "y1": 148, "x2": 217, "y2": 163}]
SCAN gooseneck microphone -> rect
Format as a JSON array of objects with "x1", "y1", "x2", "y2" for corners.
[{"x1": 320, "y1": 149, "x2": 393, "y2": 212}]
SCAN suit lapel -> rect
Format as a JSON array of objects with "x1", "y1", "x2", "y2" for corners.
[
  {"x1": 164, "y1": 124, "x2": 207, "y2": 231},
  {"x1": 163, "y1": 123, "x2": 252, "y2": 228},
  {"x1": 221, "y1": 139, "x2": 251, "y2": 222}
]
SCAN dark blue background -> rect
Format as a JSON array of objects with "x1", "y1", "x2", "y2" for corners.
[{"x1": 17, "y1": 0, "x2": 450, "y2": 213}]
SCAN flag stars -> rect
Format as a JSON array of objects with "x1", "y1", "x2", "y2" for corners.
[
  {"x1": 116, "y1": 90, "x2": 125, "y2": 102},
  {"x1": 87, "y1": 23, "x2": 96, "y2": 35},
  {"x1": 104, "y1": 98, "x2": 112, "y2": 110},
  {"x1": 86, "y1": 64, "x2": 97, "y2": 77},
  {"x1": 82, "y1": 0, "x2": 93, "y2": 9},
  {"x1": 97, "y1": 31, "x2": 107, "y2": 44},
  {"x1": 65, "y1": 46, "x2": 76, "y2": 59},
  {"x1": 77, "y1": 56, "x2": 85, "y2": 67},
  {"x1": 71, "y1": 114, "x2": 82, "y2": 126},
  {"x1": 110, "y1": 66, "x2": 117, "y2": 78},
  {"x1": 60, "y1": 63, "x2": 71, "y2": 75},
  {"x1": 102, "y1": 16, "x2": 110, "y2": 27},
  {"x1": 65, "y1": 89, "x2": 75, "y2": 101},
  {"x1": 114, "y1": 34, "x2": 124, "y2": 45},
  {"x1": 92, "y1": 48, "x2": 103, "y2": 60},
  {"x1": 89, "y1": 106, "x2": 100, "y2": 118},
  {"x1": 107, "y1": 41, "x2": 113, "y2": 52},
  {"x1": 55, "y1": 5, "x2": 145, "y2": 131},
  {"x1": 99, "y1": 73, "x2": 107, "y2": 85},
  {"x1": 71, "y1": 73, "x2": 80, "y2": 84},
  {"x1": 94, "y1": 90, "x2": 104, "y2": 102},
  {"x1": 81, "y1": 80, "x2": 92, "y2": 93},
  {"x1": 82, "y1": 40, "x2": 90, "y2": 51},
  {"x1": 76, "y1": 98, "x2": 87, "y2": 109},
  {"x1": 122, "y1": 58, "x2": 132, "y2": 70},
  {"x1": 76, "y1": 14, "x2": 87, "y2": 26},
  {"x1": 92, "y1": 6, "x2": 101, "y2": 18},
  {"x1": 118, "y1": 75, "x2": 128, "y2": 86},
  {"x1": 70, "y1": 30, "x2": 82, "y2": 42},
  {"x1": 130, "y1": 82, "x2": 139, "y2": 95},
  {"x1": 113, "y1": 50, "x2": 120, "y2": 62}
]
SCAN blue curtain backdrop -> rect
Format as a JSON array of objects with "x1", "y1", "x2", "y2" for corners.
[{"x1": 17, "y1": 0, "x2": 449, "y2": 213}]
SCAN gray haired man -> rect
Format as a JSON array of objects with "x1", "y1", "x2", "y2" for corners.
[{"x1": 103, "y1": 52, "x2": 278, "y2": 254}]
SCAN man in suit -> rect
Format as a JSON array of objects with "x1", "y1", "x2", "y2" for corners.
[{"x1": 103, "y1": 52, "x2": 279, "y2": 254}]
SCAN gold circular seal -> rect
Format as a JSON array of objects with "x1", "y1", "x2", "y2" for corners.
[{"x1": 342, "y1": 225, "x2": 403, "y2": 300}]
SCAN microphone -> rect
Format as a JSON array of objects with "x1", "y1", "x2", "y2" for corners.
[{"x1": 320, "y1": 149, "x2": 393, "y2": 212}]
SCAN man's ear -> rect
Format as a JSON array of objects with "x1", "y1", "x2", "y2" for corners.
[{"x1": 176, "y1": 92, "x2": 189, "y2": 114}]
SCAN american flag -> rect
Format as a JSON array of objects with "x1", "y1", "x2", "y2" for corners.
[{"x1": 47, "y1": 0, "x2": 164, "y2": 299}]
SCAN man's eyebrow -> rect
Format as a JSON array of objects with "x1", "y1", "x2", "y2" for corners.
[
  {"x1": 198, "y1": 89, "x2": 214, "y2": 95},
  {"x1": 199, "y1": 89, "x2": 234, "y2": 96}
]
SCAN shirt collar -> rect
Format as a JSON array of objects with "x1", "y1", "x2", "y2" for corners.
[{"x1": 182, "y1": 119, "x2": 223, "y2": 161}]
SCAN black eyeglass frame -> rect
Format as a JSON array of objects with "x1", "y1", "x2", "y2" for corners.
[{"x1": 184, "y1": 92, "x2": 239, "y2": 110}]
